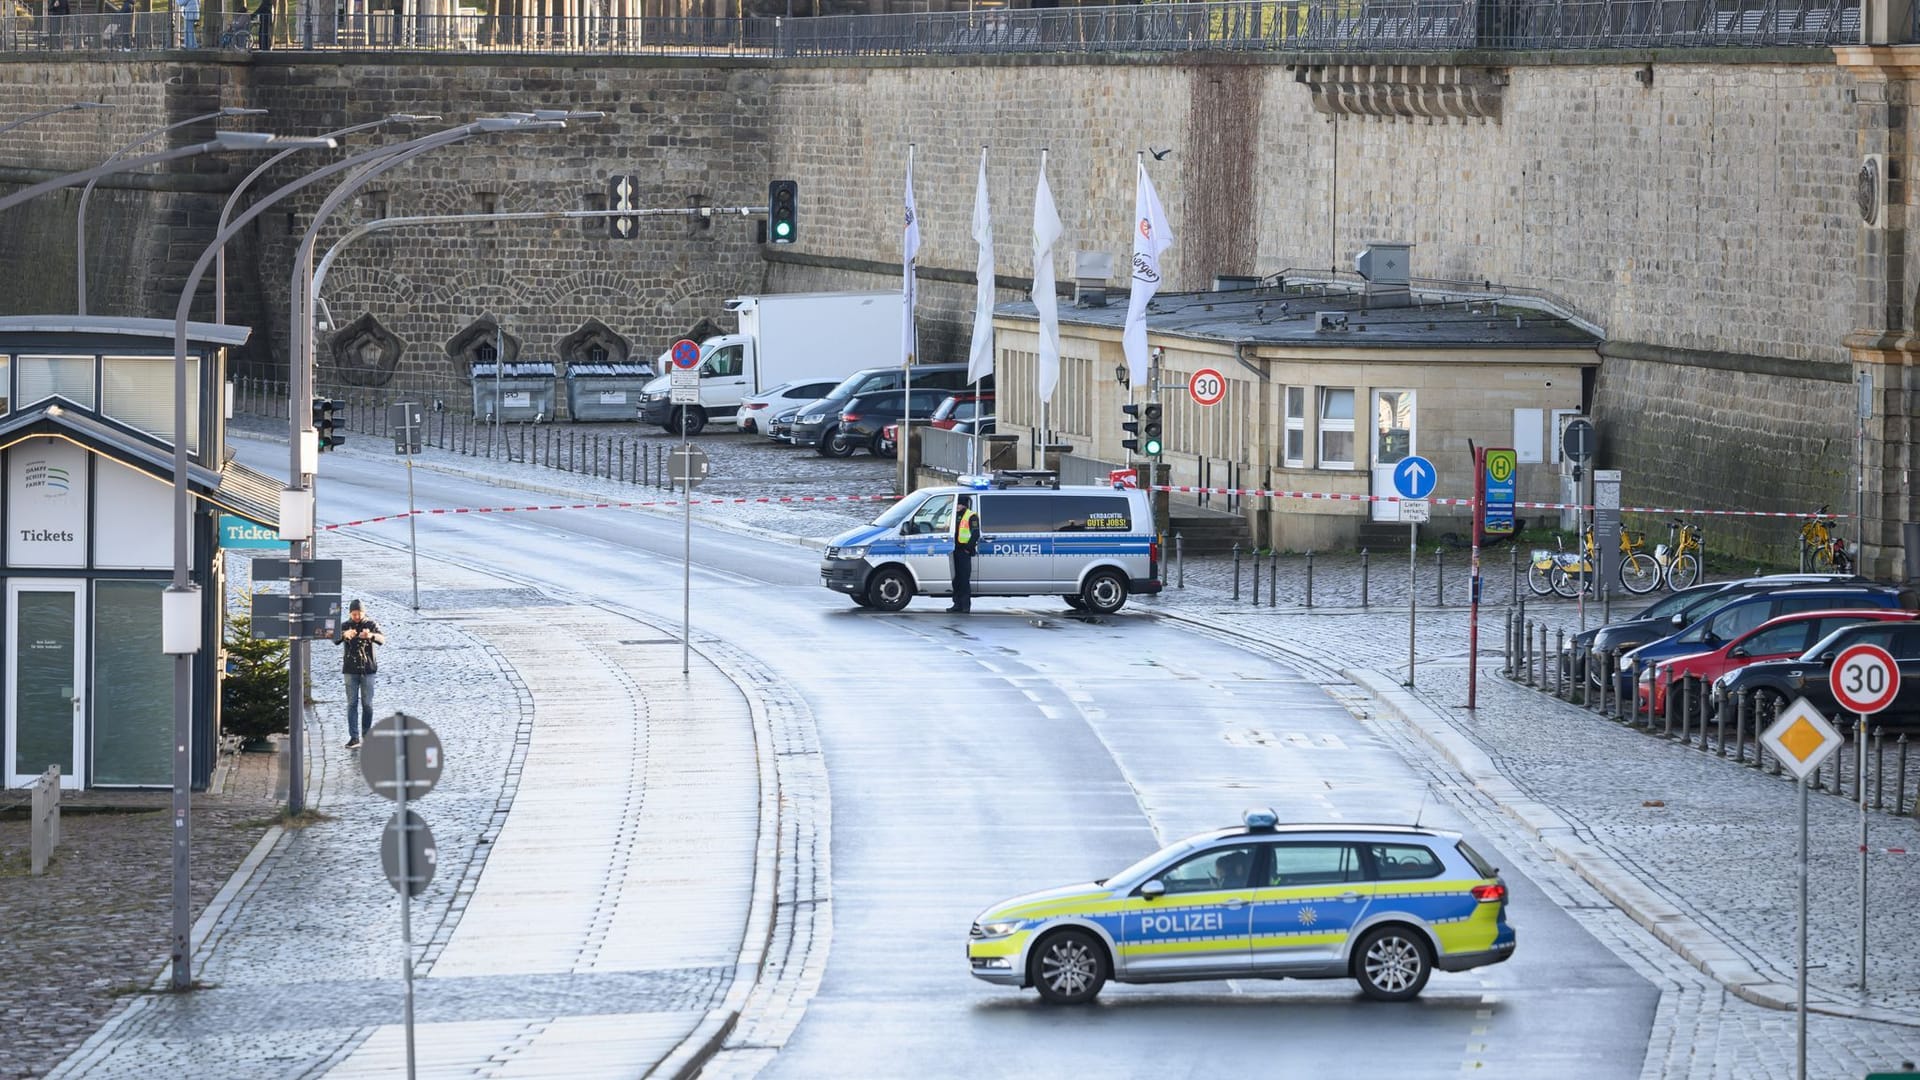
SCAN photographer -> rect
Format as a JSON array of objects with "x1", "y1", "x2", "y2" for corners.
[{"x1": 331, "y1": 599, "x2": 385, "y2": 749}]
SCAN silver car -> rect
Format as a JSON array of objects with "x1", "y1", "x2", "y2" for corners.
[{"x1": 737, "y1": 378, "x2": 840, "y2": 434}]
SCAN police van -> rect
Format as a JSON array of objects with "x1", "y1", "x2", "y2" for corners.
[{"x1": 820, "y1": 471, "x2": 1163, "y2": 614}]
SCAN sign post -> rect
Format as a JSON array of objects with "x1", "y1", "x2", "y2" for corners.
[
  {"x1": 1561, "y1": 419, "x2": 1596, "y2": 631},
  {"x1": 668, "y1": 339, "x2": 701, "y2": 677},
  {"x1": 1470, "y1": 448, "x2": 1515, "y2": 710},
  {"x1": 1760, "y1": 697, "x2": 1846, "y2": 1080},
  {"x1": 1393, "y1": 455, "x2": 1438, "y2": 687},
  {"x1": 1831, "y1": 642, "x2": 1899, "y2": 994},
  {"x1": 390, "y1": 401, "x2": 424, "y2": 611},
  {"x1": 363, "y1": 711, "x2": 443, "y2": 1080}
]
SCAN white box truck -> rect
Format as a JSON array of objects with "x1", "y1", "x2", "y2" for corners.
[{"x1": 637, "y1": 291, "x2": 904, "y2": 435}]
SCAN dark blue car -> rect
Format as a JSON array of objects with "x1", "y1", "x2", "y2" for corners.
[{"x1": 1615, "y1": 585, "x2": 1905, "y2": 698}]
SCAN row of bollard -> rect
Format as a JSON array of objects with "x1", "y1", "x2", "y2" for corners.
[
  {"x1": 1502, "y1": 616, "x2": 1920, "y2": 818},
  {"x1": 1228, "y1": 546, "x2": 1459, "y2": 609}
]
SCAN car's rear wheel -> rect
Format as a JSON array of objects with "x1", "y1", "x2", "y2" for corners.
[
  {"x1": 1354, "y1": 925, "x2": 1432, "y2": 1002},
  {"x1": 1030, "y1": 928, "x2": 1107, "y2": 1005},
  {"x1": 1081, "y1": 570, "x2": 1128, "y2": 615},
  {"x1": 866, "y1": 566, "x2": 914, "y2": 612},
  {"x1": 869, "y1": 432, "x2": 888, "y2": 456}
]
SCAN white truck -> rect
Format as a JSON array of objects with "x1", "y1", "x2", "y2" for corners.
[{"x1": 637, "y1": 291, "x2": 904, "y2": 435}]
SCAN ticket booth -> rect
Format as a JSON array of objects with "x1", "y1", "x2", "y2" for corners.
[{"x1": 0, "y1": 316, "x2": 279, "y2": 791}]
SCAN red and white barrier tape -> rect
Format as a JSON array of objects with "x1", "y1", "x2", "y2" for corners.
[
  {"x1": 1146, "y1": 484, "x2": 1846, "y2": 519},
  {"x1": 1863, "y1": 846, "x2": 1916, "y2": 856},
  {"x1": 318, "y1": 492, "x2": 898, "y2": 531},
  {"x1": 315, "y1": 484, "x2": 1848, "y2": 532}
]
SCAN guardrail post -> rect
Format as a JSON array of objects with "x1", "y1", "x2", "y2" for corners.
[
  {"x1": 1360, "y1": 549, "x2": 1370, "y2": 607},
  {"x1": 1232, "y1": 542, "x2": 1242, "y2": 601},
  {"x1": 1268, "y1": 551, "x2": 1278, "y2": 607},
  {"x1": 1175, "y1": 533, "x2": 1185, "y2": 589},
  {"x1": 1305, "y1": 550, "x2": 1315, "y2": 608}
]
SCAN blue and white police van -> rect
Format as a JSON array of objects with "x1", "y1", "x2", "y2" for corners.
[{"x1": 819, "y1": 471, "x2": 1163, "y2": 614}]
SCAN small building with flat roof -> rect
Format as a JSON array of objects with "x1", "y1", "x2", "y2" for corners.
[
  {"x1": 0, "y1": 316, "x2": 278, "y2": 792},
  {"x1": 987, "y1": 259, "x2": 1603, "y2": 551}
]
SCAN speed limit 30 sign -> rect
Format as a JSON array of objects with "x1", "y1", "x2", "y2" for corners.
[
  {"x1": 1833, "y1": 643, "x2": 1901, "y2": 715},
  {"x1": 1188, "y1": 368, "x2": 1226, "y2": 408}
]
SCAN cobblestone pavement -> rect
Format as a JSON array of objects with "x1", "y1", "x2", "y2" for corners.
[
  {"x1": 0, "y1": 755, "x2": 279, "y2": 1080},
  {"x1": 48, "y1": 527, "x2": 792, "y2": 1079}
]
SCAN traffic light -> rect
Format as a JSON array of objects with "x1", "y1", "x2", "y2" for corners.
[
  {"x1": 768, "y1": 179, "x2": 798, "y2": 245},
  {"x1": 1121, "y1": 402, "x2": 1142, "y2": 454},
  {"x1": 312, "y1": 397, "x2": 341, "y2": 451},
  {"x1": 1142, "y1": 402, "x2": 1164, "y2": 456}
]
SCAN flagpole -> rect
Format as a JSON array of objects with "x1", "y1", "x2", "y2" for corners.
[
  {"x1": 902, "y1": 143, "x2": 916, "y2": 497},
  {"x1": 1037, "y1": 146, "x2": 1048, "y2": 470},
  {"x1": 972, "y1": 143, "x2": 989, "y2": 476}
]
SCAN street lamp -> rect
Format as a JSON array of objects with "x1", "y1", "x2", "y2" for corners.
[
  {"x1": 214, "y1": 113, "x2": 441, "y2": 324},
  {"x1": 0, "y1": 131, "x2": 279, "y2": 216},
  {"x1": 0, "y1": 100, "x2": 113, "y2": 139},
  {"x1": 163, "y1": 115, "x2": 566, "y2": 993},
  {"x1": 76, "y1": 105, "x2": 268, "y2": 315}
]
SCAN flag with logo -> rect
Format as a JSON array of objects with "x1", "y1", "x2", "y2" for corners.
[
  {"x1": 967, "y1": 148, "x2": 995, "y2": 384},
  {"x1": 1123, "y1": 159, "x2": 1173, "y2": 388},
  {"x1": 903, "y1": 155, "x2": 921, "y2": 366},
  {"x1": 1032, "y1": 158, "x2": 1063, "y2": 404}
]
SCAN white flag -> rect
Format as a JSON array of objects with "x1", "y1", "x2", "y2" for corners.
[
  {"x1": 967, "y1": 149, "x2": 995, "y2": 385},
  {"x1": 1032, "y1": 160, "x2": 1063, "y2": 405},
  {"x1": 902, "y1": 156, "x2": 921, "y2": 367},
  {"x1": 1123, "y1": 159, "x2": 1174, "y2": 388}
]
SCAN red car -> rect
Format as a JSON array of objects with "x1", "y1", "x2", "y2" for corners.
[{"x1": 1640, "y1": 609, "x2": 1919, "y2": 714}]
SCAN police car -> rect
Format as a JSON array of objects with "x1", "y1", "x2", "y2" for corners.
[
  {"x1": 967, "y1": 811, "x2": 1515, "y2": 1004},
  {"x1": 820, "y1": 471, "x2": 1163, "y2": 614}
]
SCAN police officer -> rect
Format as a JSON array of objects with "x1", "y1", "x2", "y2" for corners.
[{"x1": 949, "y1": 493, "x2": 980, "y2": 614}]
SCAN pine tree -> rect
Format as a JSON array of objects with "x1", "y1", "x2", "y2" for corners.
[{"x1": 223, "y1": 611, "x2": 290, "y2": 746}]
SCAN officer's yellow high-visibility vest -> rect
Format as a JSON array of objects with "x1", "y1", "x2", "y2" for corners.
[{"x1": 956, "y1": 510, "x2": 977, "y2": 545}]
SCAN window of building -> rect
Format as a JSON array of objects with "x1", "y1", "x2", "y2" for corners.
[
  {"x1": 104, "y1": 355, "x2": 200, "y2": 452},
  {"x1": 1284, "y1": 385, "x2": 1306, "y2": 467},
  {"x1": 1318, "y1": 387, "x2": 1354, "y2": 469},
  {"x1": 18, "y1": 354, "x2": 94, "y2": 409}
]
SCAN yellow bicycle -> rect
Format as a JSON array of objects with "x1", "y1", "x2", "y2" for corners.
[
  {"x1": 1529, "y1": 528, "x2": 1659, "y2": 597},
  {"x1": 1655, "y1": 520, "x2": 1702, "y2": 590},
  {"x1": 1799, "y1": 506, "x2": 1854, "y2": 574}
]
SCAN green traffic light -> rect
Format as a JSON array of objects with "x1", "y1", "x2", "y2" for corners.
[
  {"x1": 1145, "y1": 438, "x2": 1163, "y2": 456},
  {"x1": 774, "y1": 221, "x2": 791, "y2": 238}
]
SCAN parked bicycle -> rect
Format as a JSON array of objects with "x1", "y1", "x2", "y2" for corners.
[
  {"x1": 1527, "y1": 528, "x2": 1658, "y2": 597},
  {"x1": 1654, "y1": 520, "x2": 1703, "y2": 590},
  {"x1": 1799, "y1": 506, "x2": 1853, "y2": 574}
]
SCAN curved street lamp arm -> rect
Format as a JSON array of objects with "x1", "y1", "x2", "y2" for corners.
[
  {"x1": 0, "y1": 100, "x2": 112, "y2": 138},
  {"x1": 0, "y1": 140, "x2": 239, "y2": 216}
]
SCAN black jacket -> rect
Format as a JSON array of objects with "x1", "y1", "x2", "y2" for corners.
[{"x1": 333, "y1": 617, "x2": 384, "y2": 673}]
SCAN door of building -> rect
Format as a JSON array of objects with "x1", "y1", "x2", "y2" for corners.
[
  {"x1": 6, "y1": 581, "x2": 86, "y2": 789},
  {"x1": 1369, "y1": 389, "x2": 1417, "y2": 523}
]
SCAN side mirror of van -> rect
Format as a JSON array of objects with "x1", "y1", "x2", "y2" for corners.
[{"x1": 901, "y1": 521, "x2": 918, "y2": 536}]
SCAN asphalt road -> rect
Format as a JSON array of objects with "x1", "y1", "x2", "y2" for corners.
[{"x1": 241, "y1": 437, "x2": 1658, "y2": 1078}]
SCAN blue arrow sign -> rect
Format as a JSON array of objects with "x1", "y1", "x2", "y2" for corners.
[{"x1": 1392, "y1": 455, "x2": 1437, "y2": 500}]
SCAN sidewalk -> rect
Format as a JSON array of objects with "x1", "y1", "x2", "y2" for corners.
[{"x1": 49, "y1": 530, "x2": 790, "y2": 1079}]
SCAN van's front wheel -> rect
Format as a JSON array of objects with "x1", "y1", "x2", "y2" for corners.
[
  {"x1": 1080, "y1": 570, "x2": 1128, "y2": 615},
  {"x1": 866, "y1": 566, "x2": 915, "y2": 612}
]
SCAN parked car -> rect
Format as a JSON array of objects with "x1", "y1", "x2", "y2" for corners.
[
  {"x1": 878, "y1": 414, "x2": 995, "y2": 458},
  {"x1": 1717, "y1": 620, "x2": 1920, "y2": 729},
  {"x1": 791, "y1": 363, "x2": 981, "y2": 457},
  {"x1": 766, "y1": 403, "x2": 807, "y2": 443},
  {"x1": 1614, "y1": 585, "x2": 1907, "y2": 699},
  {"x1": 834, "y1": 388, "x2": 953, "y2": 456},
  {"x1": 1636, "y1": 609, "x2": 1917, "y2": 715},
  {"x1": 738, "y1": 378, "x2": 841, "y2": 435},
  {"x1": 1574, "y1": 574, "x2": 1863, "y2": 687},
  {"x1": 929, "y1": 391, "x2": 993, "y2": 430}
]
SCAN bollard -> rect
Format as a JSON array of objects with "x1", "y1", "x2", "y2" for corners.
[
  {"x1": 1361, "y1": 549, "x2": 1371, "y2": 608},
  {"x1": 1305, "y1": 550, "x2": 1315, "y2": 608},
  {"x1": 1269, "y1": 551, "x2": 1278, "y2": 607},
  {"x1": 1538, "y1": 624, "x2": 1550, "y2": 688},
  {"x1": 1233, "y1": 542, "x2": 1242, "y2": 601},
  {"x1": 1715, "y1": 691, "x2": 1727, "y2": 756},
  {"x1": 1520, "y1": 621, "x2": 1534, "y2": 686},
  {"x1": 1510, "y1": 543, "x2": 1520, "y2": 604},
  {"x1": 1251, "y1": 551, "x2": 1261, "y2": 606},
  {"x1": 1874, "y1": 727, "x2": 1885, "y2": 810},
  {"x1": 1600, "y1": 651, "x2": 1615, "y2": 717},
  {"x1": 1602, "y1": 583, "x2": 1612, "y2": 624},
  {"x1": 1693, "y1": 677, "x2": 1709, "y2": 751},
  {"x1": 618, "y1": 441, "x2": 625, "y2": 484},
  {"x1": 1898, "y1": 735, "x2": 1910, "y2": 816},
  {"x1": 1555, "y1": 630, "x2": 1567, "y2": 700},
  {"x1": 1176, "y1": 533, "x2": 1185, "y2": 589},
  {"x1": 1502, "y1": 610, "x2": 1513, "y2": 677},
  {"x1": 1663, "y1": 674, "x2": 1676, "y2": 738},
  {"x1": 1736, "y1": 692, "x2": 1750, "y2": 765},
  {"x1": 1435, "y1": 549, "x2": 1445, "y2": 608}
]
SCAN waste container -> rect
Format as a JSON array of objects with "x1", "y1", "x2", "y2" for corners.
[
  {"x1": 564, "y1": 362, "x2": 656, "y2": 422},
  {"x1": 471, "y1": 361, "x2": 556, "y2": 422}
]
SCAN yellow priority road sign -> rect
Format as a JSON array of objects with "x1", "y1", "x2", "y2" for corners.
[{"x1": 1759, "y1": 698, "x2": 1844, "y2": 780}]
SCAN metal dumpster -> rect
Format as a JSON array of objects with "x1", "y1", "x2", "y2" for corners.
[
  {"x1": 564, "y1": 362, "x2": 656, "y2": 422},
  {"x1": 471, "y1": 361, "x2": 557, "y2": 422}
]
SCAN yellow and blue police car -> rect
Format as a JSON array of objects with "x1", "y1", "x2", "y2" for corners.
[{"x1": 967, "y1": 810, "x2": 1515, "y2": 1004}]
